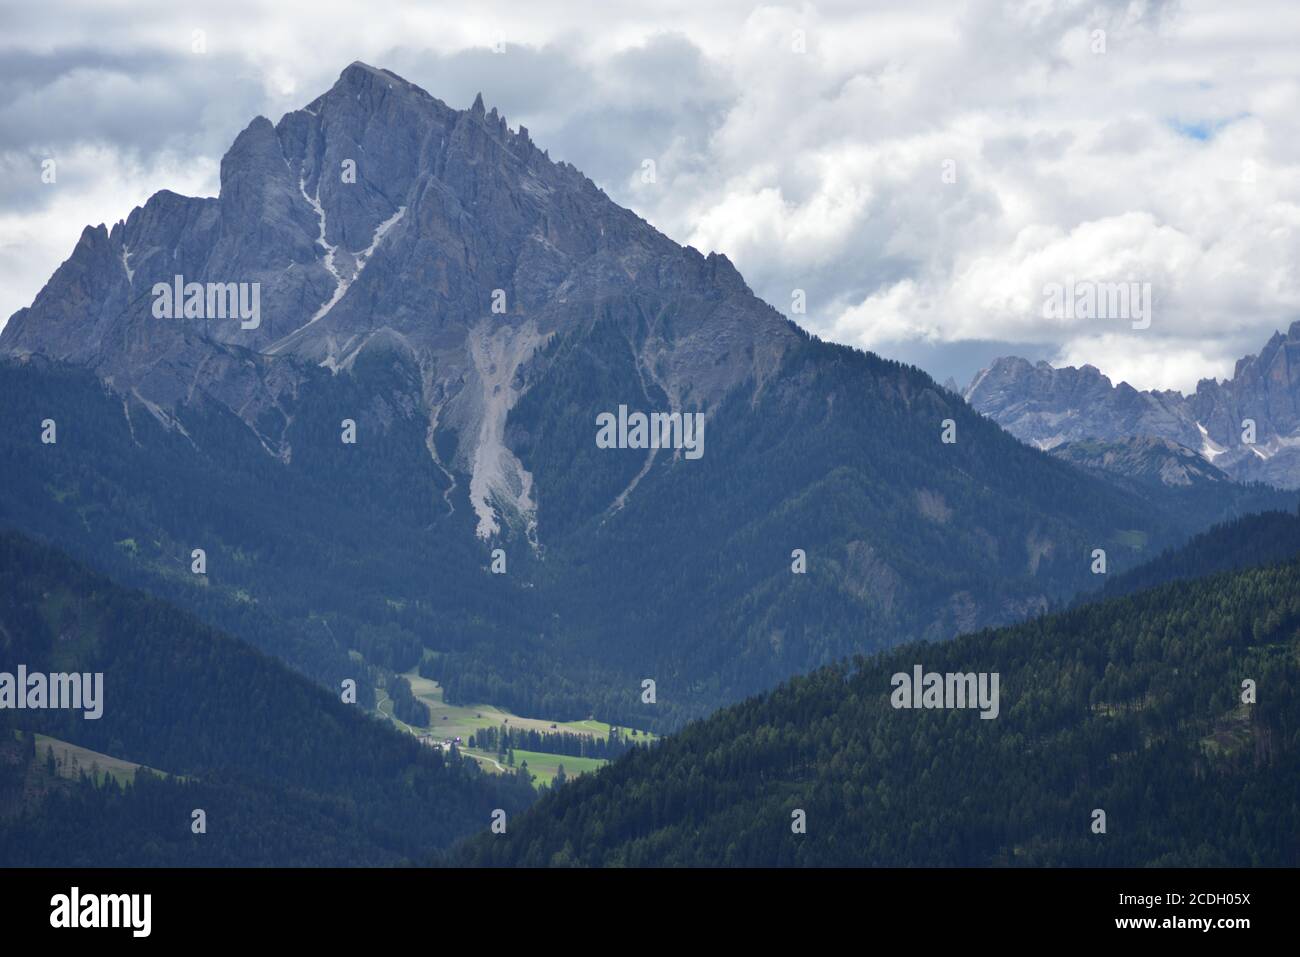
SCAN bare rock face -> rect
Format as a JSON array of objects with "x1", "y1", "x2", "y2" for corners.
[
  {"x1": 965, "y1": 322, "x2": 1300, "y2": 489},
  {"x1": 839, "y1": 540, "x2": 902, "y2": 613},
  {"x1": 963, "y1": 358, "x2": 1201, "y2": 452},
  {"x1": 2, "y1": 62, "x2": 797, "y2": 540},
  {"x1": 1049, "y1": 436, "x2": 1231, "y2": 488}
]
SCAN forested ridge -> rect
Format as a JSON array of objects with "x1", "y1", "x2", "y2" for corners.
[
  {"x1": 1089, "y1": 508, "x2": 1300, "y2": 603},
  {"x1": 456, "y1": 546, "x2": 1300, "y2": 866},
  {"x1": 0, "y1": 531, "x2": 534, "y2": 865}
]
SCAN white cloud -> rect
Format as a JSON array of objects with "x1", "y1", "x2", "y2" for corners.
[
  {"x1": 1054, "y1": 334, "x2": 1235, "y2": 393},
  {"x1": 0, "y1": 146, "x2": 217, "y2": 323}
]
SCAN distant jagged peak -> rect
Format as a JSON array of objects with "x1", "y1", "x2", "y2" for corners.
[
  {"x1": 966, "y1": 324, "x2": 1300, "y2": 488},
  {"x1": 968, "y1": 325, "x2": 1300, "y2": 404}
]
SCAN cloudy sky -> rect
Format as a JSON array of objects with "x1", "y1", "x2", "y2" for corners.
[{"x1": 2, "y1": 0, "x2": 1297, "y2": 391}]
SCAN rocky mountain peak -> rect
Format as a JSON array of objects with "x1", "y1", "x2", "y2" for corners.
[{"x1": 1, "y1": 63, "x2": 798, "y2": 542}]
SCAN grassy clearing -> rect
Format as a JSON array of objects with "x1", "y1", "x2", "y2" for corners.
[
  {"x1": 1114, "y1": 529, "x2": 1150, "y2": 549},
  {"x1": 456, "y1": 747, "x2": 607, "y2": 787},
  {"x1": 511, "y1": 750, "x2": 606, "y2": 782},
  {"x1": 28, "y1": 731, "x2": 168, "y2": 786},
  {"x1": 376, "y1": 672, "x2": 657, "y2": 788},
  {"x1": 399, "y1": 671, "x2": 657, "y2": 745}
]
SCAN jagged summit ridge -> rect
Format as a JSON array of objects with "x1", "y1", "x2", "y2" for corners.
[{"x1": 965, "y1": 322, "x2": 1300, "y2": 488}]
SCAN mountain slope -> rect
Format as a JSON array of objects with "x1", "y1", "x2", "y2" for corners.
[
  {"x1": 457, "y1": 555, "x2": 1300, "y2": 867},
  {"x1": 484, "y1": 330, "x2": 1291, "y2": 715},
  {"x1": 0, "y1": 531, "x2": 534, "y2": 865}
]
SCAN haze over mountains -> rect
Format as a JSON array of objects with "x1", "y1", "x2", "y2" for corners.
[
  {"x1": 1, "y1": 63, "x2": 1294, "y2": 737},
  {"x1": 966, "y1": 321, "x2": 1300, "y2": 489}
]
